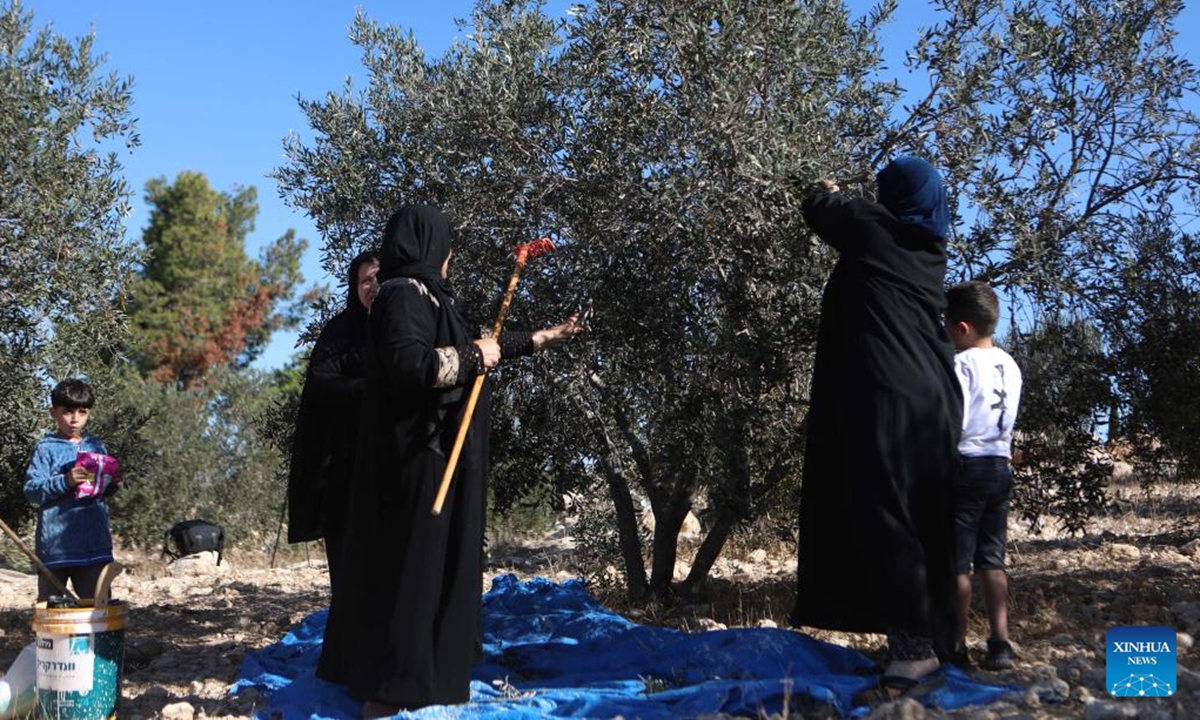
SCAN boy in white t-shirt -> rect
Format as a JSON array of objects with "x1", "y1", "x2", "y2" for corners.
[{"x1": 944, "y1": 281, "x2": 1023, "y2": 670}]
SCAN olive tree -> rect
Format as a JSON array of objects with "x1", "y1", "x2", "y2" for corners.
[
  {"x1": 1105, "y1": 225, "x2": 1200, "y2": 479},
  {"x1": 86, "y1": 367, "x2": 291, "y2": 549},
  {"x1": 0, "y1": 0, "x2": 140, "y2": 526},
  {"x1": 276, "y1": 0, "x2": 1200, "y2": 596},
  {"x1": 544, "y1": 0, "x2": 896, "y2": 598},
  {"x1": 894, "y1": 0, "x2": 1200, "y2": 528},
  {"x1": 275, "y1": 0, "x2": 894, "y2": 599},
  {"x1": 1006, "y1": 317, "x2": 1112, "y2": 534}
]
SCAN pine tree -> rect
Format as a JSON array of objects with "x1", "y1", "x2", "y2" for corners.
[{"x1": 128, "y1": 171, "x2": 308, "y2": 387}]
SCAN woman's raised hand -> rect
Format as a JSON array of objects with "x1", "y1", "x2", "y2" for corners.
[{"x1": 533, "y1": 313, "x2": 587, "y2": 351}]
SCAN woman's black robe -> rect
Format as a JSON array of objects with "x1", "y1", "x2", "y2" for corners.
[
  {"x1": 287, "y1": 309, "x2": 368, "y2": 551},
  {"x1": 287, "y1": 256, "x2": 373, "y2": 684},
  {"x1": 791, "y1": 189, "x2": 963, "y2": 658},
  {"x1": 328, "y1": 206, "x2": 495, "y2": 709}
]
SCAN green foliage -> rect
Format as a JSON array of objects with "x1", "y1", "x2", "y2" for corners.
[
  {"x1": 257, "y1": 349, "x2": 308, "y2": 487},
  {"x1": 905, "y1": 0, "x2": 1200, "y2": 524},
  {"x1": 274, "y1": 0, "x2": 1200, "y2": 597},
  {"x1": 1005, "y1": 319, "x2": 1112, "y2": 534},
  {"x1": 909, "y1": 0, "x2": 1199, "y2": 298},
  {"x1": 907, "y1": 1, "x2": 1200, "y2": 432},
  {"x1": 568, "y1": 480, "x2": 628, "y2": 588},
  {"x1": 486, "y1": 479, "x2": 557, "y2": 546},
  {"x1": 0, "y1": 0, "x2": 140, "y2": 528},
  {"x1": 88, "y1": 367, "x2": 288, "y2": 550},
  {"x1": 127, "y1": 171, "x2": 309, "y2": 387},
  {"x1": 275, "y1": 0, "x2": 892, "y2": 600},
  {"x1": 269, "y1": 350, "x2": 310, "y2": 404},
  {"x1": 1105, "y1": 226, "x2": 1200, "y2": 478}
]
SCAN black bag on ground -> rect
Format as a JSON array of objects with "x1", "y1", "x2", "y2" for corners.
[{"x1": 162, "y1": 519, "x2": 225, "y2": 565}]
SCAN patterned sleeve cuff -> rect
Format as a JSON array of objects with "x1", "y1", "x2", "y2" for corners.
[
  {"x1": 434, "y1": 344, "x2": 484, "y2": 388},
  {"x1": 499, "y1": 330, "x2": 535, "y2": 359}
]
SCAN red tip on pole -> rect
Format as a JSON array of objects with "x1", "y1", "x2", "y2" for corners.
[{"x1": 515, "y1": 237, "x2": 555, "y2": 262}]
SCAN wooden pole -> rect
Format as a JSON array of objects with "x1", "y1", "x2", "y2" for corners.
[
  {"x1": 0, "y1": 515, "x2": 77, "y2": 601},
  {"x1": 432, "y1": 238, "x2": 554, "y2": 515}
]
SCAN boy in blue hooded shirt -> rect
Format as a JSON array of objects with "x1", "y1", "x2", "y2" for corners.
[{"x1": 24, "y1": 378, "x2": 119, "y2": 600}]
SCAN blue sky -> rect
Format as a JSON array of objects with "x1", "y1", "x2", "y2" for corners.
[{"x1": 25, "y1": 0, "x2": 1199, "y2": 370}]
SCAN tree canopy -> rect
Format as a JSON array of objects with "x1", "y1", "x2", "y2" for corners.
[
  {"x1": 275, "y1": 0, "x2": 1200, "y2": 597},
  {"x1": 912, "y1": 0, "x2": 1200, "y2": 517},
  {"x1": 276, "y1": 0, "x2": 896, "y2": 598},
  {"x1": 0, "y1": 1, "x2": 309, "y2": 547},
  {"x1": 0, "y1": 0, "x2": 140, "y2": 524}
]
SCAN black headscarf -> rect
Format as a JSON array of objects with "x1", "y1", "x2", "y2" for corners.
[
  {"x1": 347, "y1": 250, "x2": 380, "y2": 311},
  {"x1": 343, "y1": 250, "x2": 379, "y2": 345},
  {"x1": 379, "y1": 205, "x2": 454, "y2": 286},
  {"x1": 377, "y1": 203, "x2": 472, "y2": 339},
  {"x1": 375, "y1": 204, "x2": 474, "y2": 453}
]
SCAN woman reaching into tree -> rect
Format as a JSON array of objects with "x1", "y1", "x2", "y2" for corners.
[{"x1": 792, "y1": 156, "x2": 963, "y2": 697}]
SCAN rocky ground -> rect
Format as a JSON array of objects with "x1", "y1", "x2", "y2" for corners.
[{"x1": 1, "y1": 477, "x2": 1197, "y2": 719}]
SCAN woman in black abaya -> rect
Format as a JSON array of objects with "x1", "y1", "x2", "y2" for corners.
[
  {"x1": 286, "y1": 249, "x2": 379, "y2": 684},
  {"x1": 792, "y1": 157, "x2": 963, "y2": 694},
  {"x1": 332, "y1": 204, "x2": 583, "y2": 715}
]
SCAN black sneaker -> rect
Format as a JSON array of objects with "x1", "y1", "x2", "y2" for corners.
[{"x1": 984, "y1": 638, "x2": 1015, "y2": 670}]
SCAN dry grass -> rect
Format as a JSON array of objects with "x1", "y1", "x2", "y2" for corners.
[{"x1": 0, "y1": 477, "x2": 1195, "y2": 718}]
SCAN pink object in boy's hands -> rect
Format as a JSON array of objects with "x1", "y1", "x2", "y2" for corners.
[{"x1": 74, "y1": 451, "x2": 120, "y2": 499}]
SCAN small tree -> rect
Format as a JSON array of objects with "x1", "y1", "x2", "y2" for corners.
[
  {"x1": 92, "y1": 367, "x2": 289, "y2": 549},
  {"x1": 903, "y1": 0, "x2": 1200, "y2": 521},
  {"x1": 1105, "y1": 224, "x2": 1200, "y2": 479},
  {"x1": 1006, "y1": 317, "x2": 1112, "y2": 534},
  {"x1": 545, "y1": 0, "x2": 893, "y2": 598},
  {"x1": 128, "y1": 171, "x2": 309, "y2": 388},
  {"x1": 0, "y1": 0, "x2": 140, "y2": 526}
]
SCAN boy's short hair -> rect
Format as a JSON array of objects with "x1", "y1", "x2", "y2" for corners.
[
  {"x1": 51, "y1": 378, "x2": 95, "y2": 409},
  {"x1": 946, "y1": 281, "x2": 1000, "y2": 337}
]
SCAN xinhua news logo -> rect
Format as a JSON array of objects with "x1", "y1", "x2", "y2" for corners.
[{"x1": 1106, "y1": 626, "x2": 1175, "y2": 698}]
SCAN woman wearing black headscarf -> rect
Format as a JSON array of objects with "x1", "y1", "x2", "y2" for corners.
[
  {"x1": 330, "y1": 204, "x2": 582, "y2": 715},
  {"x1": 791, "y1": 157, "x2": 963, "y2": 695},
  {"x1": 286, "y1": 250, "x2": 379, "y2": 684}
]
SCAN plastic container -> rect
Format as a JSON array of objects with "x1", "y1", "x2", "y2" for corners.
[{"x1": 32, "y1": 600, "x2": 126, "y2": 719}]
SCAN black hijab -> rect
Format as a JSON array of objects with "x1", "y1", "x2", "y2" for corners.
[
  {"x1": 379, "y1": 205, "x2": 456, "y2": 293},
  {"x1": 377, "y1": 203, "x2": 472, "y2": 341},
  {"x1": 375, "y1": 205, "x2": 474, "y2": 452},
  {"x1": 347, "y1": 250, "x2": 380, "y2": 310},
  {"x1": 343, "y1": 249, "x2": 379, "y2": 344}
]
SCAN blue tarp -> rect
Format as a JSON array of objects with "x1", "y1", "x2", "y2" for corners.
[{"x1": 233, "y1": 574, "x2": 1018, "y2": 718}]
